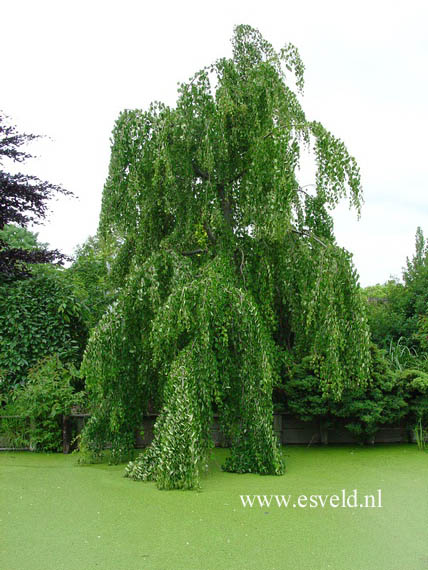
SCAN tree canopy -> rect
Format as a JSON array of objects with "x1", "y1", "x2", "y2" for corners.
[
  {"x1": 67, "y1": 235, "x2": 113, "y2": 330},
  {"x1": 363, "y1": 227, "x2": 428, "y2": 356},
  {"x1": 81, "y1": 25, "x2": 371, "y2": 489},
  {"x1": 0, "y1": 260, "x2": 87, "y2": 399},
  {"x1": 0, "y1": 112, "x2": 71, "y2": 280}
]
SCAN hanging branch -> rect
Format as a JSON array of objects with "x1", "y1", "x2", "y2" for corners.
[
  {"x1": 292, "y1": 228, "x2": 328, "y2": 248},
  {"x1": 181, "y1": 248, "x2": 208, "y2": 256},
  {"x1": 203, "y1": 221, "x2": 216, "y2": 245}
]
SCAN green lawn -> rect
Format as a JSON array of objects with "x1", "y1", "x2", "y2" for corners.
[{"x1": 1, "y1": 445, "x2": 427, "y2": 570}]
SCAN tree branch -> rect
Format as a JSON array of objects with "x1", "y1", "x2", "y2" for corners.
[
  {"x1": 191, "y1": 161, "x2": 240, "y2": 232},
  {"x1": 296, "y1": 184, "x2": 316, "y2": 199},
  {"x1": 192, "y1": 162, "x2": 209, "y2": 181},
  {"x1": 217, "y1": 184, "x2": 235, "y2": 230},
  {"x1": 181, "y1": 248, "x2": 208, "y2": 256},
  {"x1": 263, "y1": 121, "x2": 308, "y2": 140},
  {"x1": 292, "y1": 228, "x2": 327, "y2": 248},
  {"x1": 203, "y1": 221, "x2": 216, "y2": 245}
]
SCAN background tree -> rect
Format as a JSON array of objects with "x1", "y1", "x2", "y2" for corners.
[
  {"x1": 67, "y1": 235, "x2": 113, "y2": 330},
  {"x1": 362, "y1": 279, "x2": 408, "y2": 350},
  {"x1": 0, "y1": 224, "x2": 49, "y2": 251},
  {"x1": 0, "y1": 226, "x2": 87, "y2": 411},
  {"x1": 403, "y1": 227, "x2": 428, "y2": 347},
  {"x1": 363, "y1": 227, "x2": 428, "y2": 363},
  {"x1": 0, "y1": 112, "x2": 72, "y2": 280},
  {"x1": 81, "y1": 25, "x2": 371, "y2": 489},
  {"x1": 0, "y1": 259, "x2": 87, "y2": 400}
]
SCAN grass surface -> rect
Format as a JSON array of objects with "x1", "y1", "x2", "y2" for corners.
[{"x1": 1, "y1": 445, "x2": 427, "y2": 570}]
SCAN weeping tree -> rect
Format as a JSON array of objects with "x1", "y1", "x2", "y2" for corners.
[
  {"x1": 0, "y1": 112, "x2": 71, "y2": 281},
  {"x1": 80, "y1": 25, "x2": 371, "y2": 489}
]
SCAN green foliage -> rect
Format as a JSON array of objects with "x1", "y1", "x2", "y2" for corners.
[
  {"x1": 334, "y1": 345, "x2": 407, "y2": 443},
  {"x1": 395, "y1": 368, "x2": 428, "y2": 425},
  {"x1": 283, "y1": 345, "x2": 416, "y2": 444},
  {"x1": 2, "y1": 354, "x2": 83, "y2": 451},
  {"x1": 363, "y1": 280, "x2": 408, "y2": 348},
  {"x1": 82, "y1": 25, "x2": 371, "y2": 489},
  {"x1": 282, "y1": 356, "x2": 331, "y2": 422},
  {"x1": 67, "y1": 235, "x2": 113, "y2": 330},
  {"x1": 0, "y1": 224, "x2": 49, "y2": 251},
  {"x1": 414, "y1": 419, "x2": 427, "y2": 451},
  {"x1": 399, "y1": 367, "x2": 428, "y2": 451},
  {"x1": 415, "y1": 314, "x2": 428, "y2": 352},
  {"x1": 403, "y1": 228, "x2": 428, "y2": 347},
  {"x1": 387, "y1": 337, "x2": 419, "y2": 371},
  {"x1": 0, "y1": 265, "x2": 87, "y2": 397},
  {"x1": 364, "y1": 228, "x2": 428, "y2": 354}
]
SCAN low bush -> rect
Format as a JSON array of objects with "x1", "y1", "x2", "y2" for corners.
[
  {"x1": 2, "y1": 354, "x2": 84, "y2": 451},
  {"x1": 282, "y1": 344, "x2": 428, "y2": 444}
]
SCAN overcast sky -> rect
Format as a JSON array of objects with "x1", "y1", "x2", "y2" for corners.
[{"x1": 2, "y1": 0, "x2": 427, "y2": 286}]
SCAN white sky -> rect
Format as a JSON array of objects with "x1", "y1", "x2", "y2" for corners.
[{"x1": 1, "y1": 0, "x2": 427, "y2": 286}]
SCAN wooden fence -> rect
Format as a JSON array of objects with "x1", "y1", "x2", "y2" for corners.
[{"x1": 1, "y1": 413, "x2": 418, "y2": 453}]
